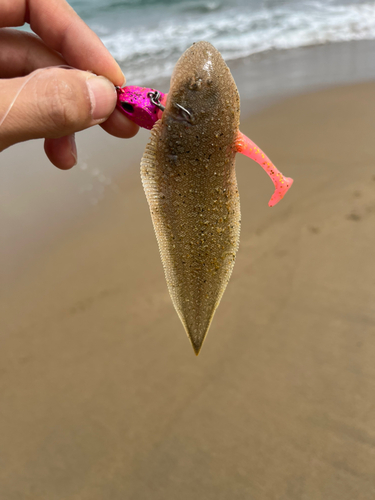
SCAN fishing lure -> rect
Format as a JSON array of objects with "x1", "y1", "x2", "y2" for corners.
[
  {"x1": 117, "y1": 86, "x2": 167, "y2": 130},
  {"x1": 117, "y1": 42, "x2": 293, "y2": 354}
]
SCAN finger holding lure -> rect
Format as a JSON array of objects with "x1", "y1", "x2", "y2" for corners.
[
  {"x1": 116, "y1": 83, "x2": 293, "y2": 207},
  {"x1": 116, "y1": 42, "x2": 294, "y2": 354}
]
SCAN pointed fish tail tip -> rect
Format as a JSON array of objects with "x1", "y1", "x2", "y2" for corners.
[
  {"x1": 187, "y1": 333, "x2": 205, "y2": 356},
  {"x1": 191, "y1": 340, "x2": 203, "y2": 356},
  {"x1": 181, "y1": 310, "x2": 215, "y2": 355},
  {"x1": 268, "y1": 176, "x2": 294, "y2": 207},
  {"x1": 186, "y1": 324, "x2": 211, "y2": 356}
]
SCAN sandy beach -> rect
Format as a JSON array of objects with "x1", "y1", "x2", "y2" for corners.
[{"x1": 1, "y1": 41, "x2": 375, "y2": 498}]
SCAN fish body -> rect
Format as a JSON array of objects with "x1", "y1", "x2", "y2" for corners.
[
  {"x1": 141, "y1": 42, "x2": 241, "y2": 354},
  {"x1": 116, "y1": 41, "x2": 293, "y2": 354}
]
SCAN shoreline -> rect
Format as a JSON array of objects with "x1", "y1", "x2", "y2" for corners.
[{"x1": 153, "y1": 39, "x2": 375, "y2": 114}]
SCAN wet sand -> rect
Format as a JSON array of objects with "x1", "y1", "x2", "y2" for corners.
[{"x1": 1, "y1": 74, "x2": 375, "y2": 498}]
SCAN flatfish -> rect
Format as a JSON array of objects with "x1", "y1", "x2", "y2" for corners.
[{"x1": 138, "y1": 41, "x2": 293, "y2": 354}]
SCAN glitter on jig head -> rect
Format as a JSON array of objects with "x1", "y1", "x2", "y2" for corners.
[{"x1": 116, "y1": 86, "x2": 167, "y2": 130}]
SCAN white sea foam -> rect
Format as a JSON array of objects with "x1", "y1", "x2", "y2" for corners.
[{"x1": 92, "y1": 1, "x2": 375, "y2": 83}]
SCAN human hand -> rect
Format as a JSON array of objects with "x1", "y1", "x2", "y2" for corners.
[{"x1": 0, "y1": 0, "x2": 139, "y2": 169}]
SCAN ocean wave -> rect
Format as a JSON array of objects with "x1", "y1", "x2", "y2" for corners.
[
  {"x1": 93, "y1": 1, "x2": 375, "y2": 83},
  {"x1": 73, "y1": 0, "x2": 218, "y2": 18}
]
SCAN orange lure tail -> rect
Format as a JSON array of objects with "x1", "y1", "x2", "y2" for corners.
[{"x1": 236, "y1": 131, "x2": 293, "y2": 207}]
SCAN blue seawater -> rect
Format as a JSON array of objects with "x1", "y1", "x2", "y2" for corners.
[{"x1": 68, "y1": 0, "x2": 375, "y2": 84}]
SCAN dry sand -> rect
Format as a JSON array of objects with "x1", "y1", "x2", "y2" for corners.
[{"x1": 1, "y1": 80, "x2": 375, "y2": 498}]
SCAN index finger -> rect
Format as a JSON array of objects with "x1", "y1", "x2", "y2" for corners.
[{"x1": 0, "y1": 0, "x2": 125, "y2": 86}]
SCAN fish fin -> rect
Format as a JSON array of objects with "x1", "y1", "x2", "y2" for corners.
[{"x1": 235, "y1": 131, "x2": 293, "y2": 207}]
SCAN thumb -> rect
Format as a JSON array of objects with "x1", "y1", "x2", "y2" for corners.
[{"x1": 0, "y1": 67, "x2": 116, "y2": 151}]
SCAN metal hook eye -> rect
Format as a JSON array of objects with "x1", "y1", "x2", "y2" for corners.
[{"x1": 148, "y1": 90, "x2": 165, "y2": 111}]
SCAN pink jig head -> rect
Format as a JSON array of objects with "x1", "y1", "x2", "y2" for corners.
[{"x1": 116, "y1": 86, "x2": 167, "y2": 130}]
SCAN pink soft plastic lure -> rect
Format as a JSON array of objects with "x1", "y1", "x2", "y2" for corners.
[{"x1": 116, "y1": 86, "x2": 293, "y2": 207}]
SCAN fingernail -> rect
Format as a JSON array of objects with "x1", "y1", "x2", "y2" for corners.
[
  {"x1": 69, "y1": 134, "x2": 77, "y2": 166},
  {"x1": 86, "y1": 76, "x2": 116, "y2": 121},
  {"x1": 121, "y1": 72, "x2": 126, "y2": 87}
]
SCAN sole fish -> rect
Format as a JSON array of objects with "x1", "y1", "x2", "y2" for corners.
[{"x1": 140, "y1": 41, "x2": 293, "y2": 354}]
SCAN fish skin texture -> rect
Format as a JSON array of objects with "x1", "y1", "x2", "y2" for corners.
[{"x1": 141, "y1": 41, "x2": 241, "y2": 354}]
